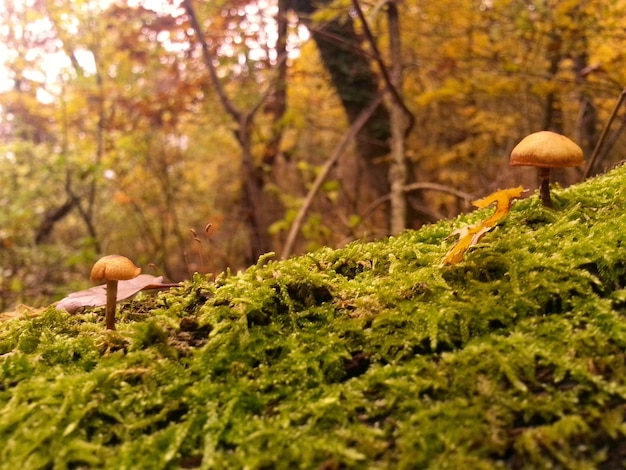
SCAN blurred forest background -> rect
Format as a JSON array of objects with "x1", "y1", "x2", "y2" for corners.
[{"x1": 1, "y1": 0, "x2": 626, "y2": 310}]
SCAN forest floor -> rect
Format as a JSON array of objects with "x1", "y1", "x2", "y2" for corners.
[{"x1": 1, "y1": 164, "x2": 626, "y2": 469}]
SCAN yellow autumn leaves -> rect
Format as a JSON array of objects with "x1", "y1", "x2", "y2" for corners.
[{"x1": 441, "y1": 186, "x2": 525, "y2": 265}]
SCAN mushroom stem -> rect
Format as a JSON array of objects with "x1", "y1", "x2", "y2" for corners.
[
  {"x1": 105, "y1": 279, "x2": 118, "y2": 330},
  {"x1": 538, "y1": 167, "x2": 552, "y2": 208}
]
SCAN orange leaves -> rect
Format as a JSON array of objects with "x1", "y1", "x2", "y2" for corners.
[
  {"x1": 441, "y1": 186, "x2": 525, "y2": 265},
  {"x1": 113, "y1": 191, "x2": 132, "y2": 205}
]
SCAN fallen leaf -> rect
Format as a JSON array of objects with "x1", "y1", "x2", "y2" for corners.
[
  {"x1": 0, "y1": 304, "x2": 45, "y2": 322},
  {"x1": 441, "y1": 225, "x2": 494, "y2": 265},
  {"x1": 441, "y1": 186, "x2": 524, "y2": 265},
  {"x1": 472, "y1": 186, "x2": 525, "y2": 228},
  {"x1": 56, "y1": 274, "x2": 180, "y2": 314},
  {"x1": 116, "y1": 274, "x2": 179, "y2": 299}
]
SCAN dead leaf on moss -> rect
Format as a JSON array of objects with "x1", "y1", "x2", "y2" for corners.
[
  {"x1": 0, "y1": 304, "x2": 45, "y2": 322},
  {"x1": 441, "y1": 186, "x2": 525, "y2": 265},
  {"x1": 56, "y1": 274, "x2": 180, "y2": 314}
]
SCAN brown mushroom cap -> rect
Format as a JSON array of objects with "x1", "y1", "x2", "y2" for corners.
[
  {"x1": 90, "y1": 255, "x2": 141, "y2": 282},
  {"x1": 510, "y1": 131, "x2": 584, "y2": 168}
]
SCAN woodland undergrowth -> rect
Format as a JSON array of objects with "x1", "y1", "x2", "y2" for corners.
[{"x1": 1, "y1": 165, "x2": 626, "y2": 469}]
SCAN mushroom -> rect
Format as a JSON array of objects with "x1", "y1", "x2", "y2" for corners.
[
  {"x1": 90, "y1": 255, "x2": 141, "y2": 330},
  {"x1": 510, "y1": 131, "x2": 584, "y2": 208}
]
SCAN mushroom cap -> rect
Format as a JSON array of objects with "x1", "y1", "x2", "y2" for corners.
[
  {"x1": 510, "y1": 131, "x2": 584, "y2": 168},
  {"x1": 90, "y1": 255, "x2": 141, "y2": 282}
]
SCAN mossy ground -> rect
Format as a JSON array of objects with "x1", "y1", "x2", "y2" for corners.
[{"x1": 2, "y1": 166, "x2": 626, "y2": 469}]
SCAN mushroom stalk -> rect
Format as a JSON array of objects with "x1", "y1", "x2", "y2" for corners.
[
  {"x1": 538, "y1": 168, "x2": 552, "y2": 208},
  {"x1": 105, "y1": 280, "x2": 118, "y2": 330}
]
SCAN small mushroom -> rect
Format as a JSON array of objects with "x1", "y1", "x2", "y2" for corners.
[
  {"x1": 510, "y1": 131, "x2": 583, "y2": 208},
  {"x1": 90, "y1": 255, "x2": 141, "y2": 330}
]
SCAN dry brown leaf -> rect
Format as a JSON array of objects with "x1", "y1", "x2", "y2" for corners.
[
  {"x1": 56, "y1": 274, "x2": 180, "y2": 314},
  {"x1": 441, "y1": 186, "x2": 525, "y2": 265},
  {"x1": 0, "y1": 304, "x2": 45, "y2": 322}
]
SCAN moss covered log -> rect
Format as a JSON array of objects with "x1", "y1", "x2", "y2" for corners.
[{"x1": 2, "y1": 165, "x2": 626, "y2": 469}]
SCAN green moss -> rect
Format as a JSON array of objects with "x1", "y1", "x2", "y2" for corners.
[{"x1": 2, "y1": 166, "x2": 626, "y2": 468}]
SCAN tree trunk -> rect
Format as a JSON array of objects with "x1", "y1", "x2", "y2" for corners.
[
  {"x1": 387, "y1": 0, "x2": 407, "y2": 234},
  {"x1": 573, "y1": 50, "x2": 598, "y2": 157},
  {"x1": 542, "y1": 33, "x2": 563, "y2": 133},
  {"x1": 238, "y1": 112, "x2": 271, "y2": 263}
]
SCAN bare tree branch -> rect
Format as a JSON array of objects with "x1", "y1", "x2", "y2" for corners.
[
  {"x1": 183, "y1": 0, "x2": 288, "y2": 123},
  {"x1": 351, "y1": 0, "x2": 415, "y2": 136},
  {"x1": 34, "y1": 198, "x2": 76, "y2": 244},
  {"x1": 362, "y1": 182, "x2": 474, "y2": 222},
  {"x1": 281, "y1": 95, "x2": 384, "y2": 259},
  {"x1": 584, "y1": 87, "x2": 626, "y2": 179},
  {"x1": 183, "y1": 0, "x2": 242, "y2": 121}
]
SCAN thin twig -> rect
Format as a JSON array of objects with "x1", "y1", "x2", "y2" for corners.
[
  {"x1": 304, "y1": 23, "x2": 377, "y2": 62},
  {"x1": 583, "y1": 87, "x2": 626, "y2": 179},
  {"x1": 280, "y1": 95, "x2": 384, "y2": 259},
  {"x1": 362, "y1": 182, "x2": 474, "y2": 220}
]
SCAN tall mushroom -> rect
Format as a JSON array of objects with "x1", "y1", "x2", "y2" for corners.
[
  {"x1": 510, "y1": 131, "x2": 584, "y2": 208},
  {"x1": 90, "y1": 255, "x2": 141, "y2": 330}
]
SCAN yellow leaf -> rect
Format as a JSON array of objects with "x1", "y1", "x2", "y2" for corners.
[
  {"x1": 441, "y1": 186, "x2": 525, "y2": 265},
  {"x1": 472, "y1": 186, "x2": 525, "y2": 228}
]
